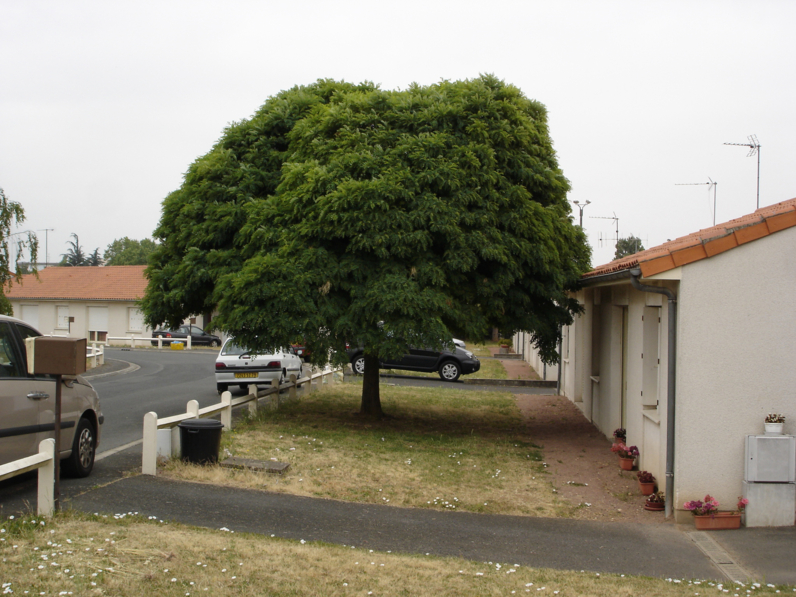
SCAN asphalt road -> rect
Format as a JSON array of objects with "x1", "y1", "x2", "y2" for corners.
[{"x1": 89, "y1": 347, "x2": 220, "y2": 452}]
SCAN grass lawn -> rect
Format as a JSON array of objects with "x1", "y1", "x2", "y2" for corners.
[
  {"x1": 163, "y1": 383, "x2": 569, "y2": 517},
  {"x1": 4, "y1": 512, "x2": 785, "y2": 597},
  {"x1": 467, "y1": 342, "x2": 497, "y2": 358}
]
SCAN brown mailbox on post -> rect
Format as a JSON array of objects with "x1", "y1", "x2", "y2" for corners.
[{"x1": 25, "y1": 337, "x2": 87, "y2": 376}]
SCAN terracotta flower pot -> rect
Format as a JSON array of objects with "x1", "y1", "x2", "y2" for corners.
[
  {"x1": 693, "y1": 512, "x2": 741, "y2": 530},
  {"x1": 644, "y1": 501, "x2": 665, "y2": 511},
  {"x1": 619, "y1": 456, "x2": 635, "y2": 471},
  {"x1": 639, "y1": 481, "x2": 655, "y2": 496}
]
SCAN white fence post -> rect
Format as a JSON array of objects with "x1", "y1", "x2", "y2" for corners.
[
  {"x1": 142, "y1": 412, "x2": 158, "y2": 476},
  {"x1": 157, "y1": 337, "x2": 163, "y2": 349},
  {"x1": 187, "y1": 335, "x2": 192, "y2": 350},
  {"x1": 37, "y1": 439, "x2": 55, "y2": 517},
  {"x1": 221, "y1": 391, "x2": 232, "y2": 430},
  {"x1": 289, "y1": 374, "x2": 297, "y2": 400},
  {"x1": 248, "y1": 384, "x2": 258, "y2": 416},
  {"x1": 322, "y1": 370, "x2": 330, "y2": 392},
  {"x1": 271, "y1": 378, "x2": 280, "y2": 408},
  {"x1": 187, "y1": 400, "x2": 199, "y2": 417}
]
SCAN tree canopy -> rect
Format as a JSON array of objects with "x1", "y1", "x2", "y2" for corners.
[
  {"x1": 614, "y1": 234, "x2": 645, "y2": 259},
  {"x1": 1, "y1": 188, "x2": 38, "y2": 315},
  {"x1": 59, "y1": 233, "x2": 102, "y2": 266},
  {"x1": 142, "y1": 76, "x2": 591, "y2": 416},
  {"x1": 104, "y1": 237, "x2": 158, "y2": 265}
]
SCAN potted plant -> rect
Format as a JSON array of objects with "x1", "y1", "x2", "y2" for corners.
[
  {"x1": 637, "y1": 470, "x2": 656, "y2": 495},
  {"x1": 764, "y1": 413, "x2": 785, "y2": 436},
  {"x1": 683, "y1": 495, "x2": 748, "y2": 530},
  {"x1": 611, "y1": 443, "x2": 639, "y2": 470},
  {"x1": 498, "y1": 338, "x2": 513, "y2": 354},
  {"x1": 612, "y1": 428, "x2": 626, "y2": 447},
  {"x1": 644, "y1": 491, "x2": 665, "y2": 512}
]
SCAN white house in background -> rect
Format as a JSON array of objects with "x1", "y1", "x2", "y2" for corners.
[
  {"x1": 5, "y1": 265, "x2": 153, "y2": 343},
  {"x1": 516, "y1": 198, "x2": 796, "y2": 523}
]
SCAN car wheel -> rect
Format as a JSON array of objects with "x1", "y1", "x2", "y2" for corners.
[
  {"x1": 217, "y1": 383, "x2": 228, "y2": 394},
  {"x1": 210, "y1": 339, "x2": 219, "y2": 348},
  {"x1": 62, "y1": 417, "x2": 96, "y2": 478},
  {"x1": 438, "y1": 360, "x2": 461, "y2": 382},
  {"x1": 352, "y1": 355, "x2": 365, "y2": 375}
]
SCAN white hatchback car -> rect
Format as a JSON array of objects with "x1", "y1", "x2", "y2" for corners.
[
  {"x1": 0, "y1": 314, "x2": 103, "y2": 477},
  {"x1": 214, "y1": 339, "x2": 303, "y2": 394}
]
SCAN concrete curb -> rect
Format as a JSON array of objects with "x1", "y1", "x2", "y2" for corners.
[
  {"x1": 83, "y1": 359, "x2": 140, "y2": 380},
  {"x1": 371, "y1": 373, "x2": 556, "y2": 388}
]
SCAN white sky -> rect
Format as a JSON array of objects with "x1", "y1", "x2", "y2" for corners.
[{"x1": 2, "y1": 0, "x2": 794, "y2": 268}]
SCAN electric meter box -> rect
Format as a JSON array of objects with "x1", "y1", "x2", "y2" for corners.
[
  {"x1": 25, "y1": 337, "x2": 87, "y2": 376},
  {"x1": 745, "y1": 435, "x2": 796, "y2": 483}
]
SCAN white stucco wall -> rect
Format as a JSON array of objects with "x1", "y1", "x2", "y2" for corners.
[
  {"x1": 674, "y1": 226, "x2": 796, "y2": 520},
  {"x1": 11, "y1": 299, "x2": 151, "y2": 343}
]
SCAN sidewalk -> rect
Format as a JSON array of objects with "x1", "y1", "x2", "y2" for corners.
[
  {"x1": 69, "y1": 473, "x2": 719, "y2": 580},
  {"x1": 64, "y1": 471, "x2": 796, "y2": 585}
]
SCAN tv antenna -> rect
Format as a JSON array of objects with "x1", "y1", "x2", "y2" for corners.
[
  {"x1": 724, "y1": 135, "x2": 761, "y2": 209},
  {"x1": 591, "y1": 213, "x2": 619, "y2": 251},
  {"x1": 676, "y1": 178, "x2": 718, "y2": 226},
  {"x1": 37, "y1": 228, "x2": 54, "y2": 267}
]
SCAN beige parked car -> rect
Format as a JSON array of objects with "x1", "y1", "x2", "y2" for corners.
[{"x1": 0, "y1": 314, "x2": 103, "y2": 477}]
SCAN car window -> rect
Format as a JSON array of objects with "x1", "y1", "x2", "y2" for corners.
[
  {"x1": 221, "y1": 342, "x2": 248, "y2": 356},
  {"x1": 191, "y1": 326, "x2": 204, "y2": 334},
  {"x1": 0, "y1": 322, "x2": 24, "y2": 378},
  {"x1": 13, "y1": 323, "x2": 55, "y2": 378}
]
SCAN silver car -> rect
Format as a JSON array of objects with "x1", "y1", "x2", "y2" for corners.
[
  {"x1": 0, "y1": 314, "x2": 103, "y2": 477},
  {"x1": 214, "y1": 339, "x2": 303, "y2": 394}
]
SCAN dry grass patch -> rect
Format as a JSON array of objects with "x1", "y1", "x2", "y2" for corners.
[
  {"x1": 4, "y1": 512, "x2": 784, "y2": 597},
  {"x1": 163, "y1": 383, "x2": 565, "y2": 516}
]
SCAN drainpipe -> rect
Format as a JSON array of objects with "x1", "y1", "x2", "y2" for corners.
[
  {"x1": 629, "y1": 268, "x2": 677, "y2": 519},
  {"x1": 556, "y1": 330, "x2": 563, "y2": 395}
]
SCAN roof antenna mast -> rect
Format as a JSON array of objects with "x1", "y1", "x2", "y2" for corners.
[
  {"x1": 592, "y1": 213, "x2": 619, "y2": 253},
  {"x1": 724, "y1": 135, "x2": 761, "y2": 209},
  {"x1": 676, "y1": 178, "x2": 718, "y2": 226}
]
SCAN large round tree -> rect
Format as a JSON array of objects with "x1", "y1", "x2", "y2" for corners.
[{"x1": 142, "y1": 75, "x2": 590, "y2": 417}]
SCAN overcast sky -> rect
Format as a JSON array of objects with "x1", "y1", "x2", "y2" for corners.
[{"x1": 2, "y1": 0, "x2": 794, "y2": 268}]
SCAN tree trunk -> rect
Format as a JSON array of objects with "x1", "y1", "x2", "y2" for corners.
[{"x1": 360, "y1": 352, "x2": 383, "y2": 417}]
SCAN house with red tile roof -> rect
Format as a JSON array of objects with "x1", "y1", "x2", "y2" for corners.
[
  {"x1": 4, "y1": 266, "x2": 151, "y2": 343},
  {"x1": 516, "y1": 197, "x2": 796, "y2": 525}
]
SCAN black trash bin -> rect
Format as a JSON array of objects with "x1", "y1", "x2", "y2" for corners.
[{"x1": 178, "y1": 418, "x2": 224, "y2": 464}]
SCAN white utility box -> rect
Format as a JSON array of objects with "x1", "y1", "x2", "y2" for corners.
[{"x1": 745, "y1": 435, "x2": 796, "y2": 482}]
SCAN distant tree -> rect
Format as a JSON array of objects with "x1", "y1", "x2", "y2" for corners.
[
  {"x1": 104, "y1": 237, "x2": 157, "y2": 266},
  {"x1": 86, "y1": 248, "x2": 104, "y2": 266},
  {"x1": 142, "y1": 76, "x2": 591, "y2": 417},
  {"x1": 1, "y1": 187, "x2": 38, "y2": 312},
  {"x1": 615, "y1": 235, "x2": 645, "y2": 259},
  {"x1": 0, "y1": 292, "x2": 12, "y2": 316},
  {"x1": 61, "y1": 233, "x2": 85, "y2": 265}
]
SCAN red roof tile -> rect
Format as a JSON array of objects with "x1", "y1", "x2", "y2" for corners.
[
  {"x1": 584, "y1": 198, "x2": 796, "y2": 279},
  {"x1": 5, "y1": 266, "x2": 147, "y2": 301}
]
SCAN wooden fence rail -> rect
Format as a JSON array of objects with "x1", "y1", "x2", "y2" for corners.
[
  {"x1": 142, "y1": 366, "x2": 341, "y2": 476},
  {"x1": 0, "y1": 439, "x2": 56, "y2": 516}
]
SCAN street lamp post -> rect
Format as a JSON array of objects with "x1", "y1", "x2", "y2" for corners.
[{"x1": 572, "y1": 200, "x2": 591, "y2": 227}]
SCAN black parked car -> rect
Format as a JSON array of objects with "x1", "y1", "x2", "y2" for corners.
[
  {"x1": 151, "y1": 325, "x2": 221, "y2": 347},
  {"x1": 346, "y1": 345, "x2": 480, "y2": 382}
]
